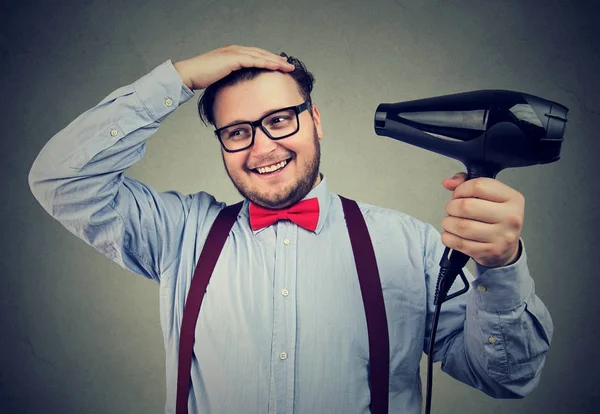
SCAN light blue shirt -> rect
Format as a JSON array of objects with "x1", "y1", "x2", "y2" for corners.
[{"x1": 28, "y1": 59, "x2": 553, "y2": 414}]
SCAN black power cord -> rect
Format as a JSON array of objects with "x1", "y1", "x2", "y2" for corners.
[{"x1": 424, "y1": 247, "x2": 470, "y2": 414}]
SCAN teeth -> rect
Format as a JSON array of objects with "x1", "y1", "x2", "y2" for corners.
[{"x1": 257, "y1": 159, "x2": 288, "y2": 174}]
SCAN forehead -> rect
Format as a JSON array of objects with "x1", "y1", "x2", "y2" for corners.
[{"x1": 213, "y1": 71, "x2": 304, "y2": 127}]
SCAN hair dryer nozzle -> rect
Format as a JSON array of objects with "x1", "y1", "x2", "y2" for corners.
[{"x1": 374, "y1": 90, "x2": 568, "y2": 178}]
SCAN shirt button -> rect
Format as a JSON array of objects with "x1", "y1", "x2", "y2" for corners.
[
  {"x1": 110, "y1": 129, "x2": 118, "y2": 137},
  {"x1": 282, "y1": 288, "x2": 289, "y2": 297},
  {"x1": 279, "y1": 352, "x2": 287, "y2": 360},
  {"x1": 165, "y1": 98, "x2": 173, "y2": 107},
  {"x1": 488, "y1": 336, "x2": 497, "y2": 344},
  {"x1": 283, "y1": 239, "x2": 290, "y2": 245},
  {"x1": 477, "y1": 285, "x2": 487, "y2": 292}
]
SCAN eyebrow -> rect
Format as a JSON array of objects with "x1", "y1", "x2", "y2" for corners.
[{"x1": 221, "y1": 106, "x2": 285, "y2": 128}]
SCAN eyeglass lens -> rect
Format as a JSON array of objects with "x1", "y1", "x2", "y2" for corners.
[{"x1": 219, "y1": 108, "x2": 299, "y2": 151}]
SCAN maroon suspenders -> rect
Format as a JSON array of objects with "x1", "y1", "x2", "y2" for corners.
[
  {"x1": 339, "y1": 196, "x2": 390, "y2": 414},
  {"x1": 175, "y1": 201, "x2": 243, "y2": 414},
  {"x1": 175, "y1": 197, "x2": 390, "y2": 414}
]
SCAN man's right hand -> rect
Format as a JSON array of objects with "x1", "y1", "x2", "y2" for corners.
[{"x1": 173, "y1": 45, "x2": 295, "y2": 91}]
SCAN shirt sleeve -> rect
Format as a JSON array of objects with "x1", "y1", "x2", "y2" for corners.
[
  {"x1": 421, "y1": 222, "x2": 554, "y2": 398},
  {"x1": 28, "y1": 60, "x2": 197, "y2": 283}
]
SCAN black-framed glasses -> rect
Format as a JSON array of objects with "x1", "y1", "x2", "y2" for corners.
[{"x1": 214, "y1": 101, "x2": 311, "y2": 153}]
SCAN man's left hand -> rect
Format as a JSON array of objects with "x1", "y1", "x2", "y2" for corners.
[{"x1": 441, "y1": 172, "x2": 524, "y2": 268}]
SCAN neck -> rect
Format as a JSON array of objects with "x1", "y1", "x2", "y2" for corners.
[{"x1": 312, "y1": 172, "x2": 323, "y2": 190}]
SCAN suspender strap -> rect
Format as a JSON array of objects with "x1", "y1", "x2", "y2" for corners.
[
  {"x1": 176, "y1": 197, "x2": 389, "y2": 414},
  {"x1": 175, "y1": 202, "x2": 243, "y2": 414},
  {"x1": 339, "y1": 196, "x2": 390, "y2": 414}
]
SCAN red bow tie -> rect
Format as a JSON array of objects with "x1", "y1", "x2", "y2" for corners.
[{"x1": 249, "y1": 198, "x2": 320, "y2": 231}]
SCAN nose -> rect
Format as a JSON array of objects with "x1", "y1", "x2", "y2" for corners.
[{"x1": 250, "y1": 126, "x2": 277, "y2": 155}]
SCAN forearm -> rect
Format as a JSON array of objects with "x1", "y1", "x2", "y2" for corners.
[
  {"x1": 439, "y1": 240, "x2": 554, "y2": 397},
  {"x1": 29, "y1": 60, "x2": 193, "y2": 213},
  {"x1": 421, "y1": 218, "x2": 553, "y2": 398},
  {"x1": 173, "y1": 60, "x2": 195, "y2": 90}
]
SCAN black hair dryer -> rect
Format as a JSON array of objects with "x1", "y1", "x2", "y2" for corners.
[
  {"x1": 374, "y1": 89, "x2": 568, "y2": 414},
  {"x1": 375, "y1": 89, "x2": 568, "y2": 181},
  {"x1": 375, "y1": 89, "x2": 568, "y2": 303}
]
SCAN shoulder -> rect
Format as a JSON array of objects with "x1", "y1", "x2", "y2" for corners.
[
  {"x1": 332, "y1": 194, "x2": 445, "y2": 267},
  {"x1": 334, "y1": 194, "x2": 427, "y2": 228},
  {"x1": 330, "y1": 194, "x2": 435, "y2": 244},
  {"x1": 167, "y1": 189, "x2": 228, "y2": 230}
]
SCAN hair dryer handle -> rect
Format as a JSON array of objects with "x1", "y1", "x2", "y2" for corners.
[{"x1": 435, "y1": 166, "x2": 493, "y2": 304}]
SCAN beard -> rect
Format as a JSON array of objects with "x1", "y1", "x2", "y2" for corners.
[{"x1": 223, "y1": 123, "x2": 321, "y2": 210}]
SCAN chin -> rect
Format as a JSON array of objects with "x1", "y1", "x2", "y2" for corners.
[
  {"x1": 253, "y1": 186, "x2": 301, "y2": 209},
  {"x1": 228, "y1": 158, "x2": 320, "y2": 209}
]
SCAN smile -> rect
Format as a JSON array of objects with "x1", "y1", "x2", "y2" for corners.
[{"x1": 254, "y1": 158, "x2": 290, "y2": 175}]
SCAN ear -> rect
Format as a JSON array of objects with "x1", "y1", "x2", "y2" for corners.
[{"x1": 311, "y1": 104, "x2": 324, "y2": 140}]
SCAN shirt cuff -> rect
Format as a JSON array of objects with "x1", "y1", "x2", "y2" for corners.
[
  {"x1": 471, "y1": 238, "x2": 533, "y2": 312},
  {"x1": 132, "y1": 59, "x2": 195, "y2": 122}
]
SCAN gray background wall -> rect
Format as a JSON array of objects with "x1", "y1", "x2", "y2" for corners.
[{"x1": 1, "y1": 0, "x2": 598, "y2": 413}]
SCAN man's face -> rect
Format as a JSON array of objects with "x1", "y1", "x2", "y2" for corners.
[{"x1": 213, "y1": 71, "x2": 324, "y2": 209}]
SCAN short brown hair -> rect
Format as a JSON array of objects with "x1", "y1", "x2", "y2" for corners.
[{"x1": 197, "y1": 53, "x2": 316, "y2": 127}]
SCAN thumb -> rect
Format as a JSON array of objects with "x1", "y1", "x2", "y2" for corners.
[{"x1": 442, "y1": 172, "x2": 468, "y2": 191}]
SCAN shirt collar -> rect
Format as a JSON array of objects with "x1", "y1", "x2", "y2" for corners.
[{"x1": 240, "y1": 173, "x2": 330, "y2": 235}]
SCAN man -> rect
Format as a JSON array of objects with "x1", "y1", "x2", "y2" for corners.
[{"x1": 28, "y1": 45, "x2": 553, "y2": 413}]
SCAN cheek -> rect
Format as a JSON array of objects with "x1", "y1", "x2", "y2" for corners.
[
  {"x1": 224, "y1": 154, "x2": 246, "y2": 173},
  {"x1": 292, "y1": 139, "x2": 315, "y2": 157},
  {"x1": 297, "y1": 142, "x2": 317, "y2": 162}
]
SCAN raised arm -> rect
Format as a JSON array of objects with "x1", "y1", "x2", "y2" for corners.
[{"x1": 28, "y1": 45, "x2": 294, "y2": 283}]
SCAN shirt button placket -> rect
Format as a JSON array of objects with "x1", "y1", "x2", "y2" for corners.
[
  {"x1": 271, "y1": 223, "x2": 297, "y2": 411},
  {"x1": 282, "y1": 226, "x2": 297, "y2": 412}
]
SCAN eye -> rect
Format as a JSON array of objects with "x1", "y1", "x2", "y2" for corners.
[
  {"x1": 229, "y1": 130, "x2": 242, "y2": 137},
  {"x1": 270, "y1": 116, "x2": 287, "y2": 125},
  {"x1": 225, "y1": 128, "x2": 250, "y2": 140}
]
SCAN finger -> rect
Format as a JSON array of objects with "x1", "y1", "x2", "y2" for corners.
[
  {"x1": 236, "y1": 46, "x2": 293, "y2": 69},
  {"x1": 234, "y1": 54, "x2": 294, "y2": 72},
  {"x1": 247, "y1": 52, "x2": 295, "y2": 71},
  {"x1": 446, "y1": 172, "x2": 468, "y2": 182},
  {"x1": 451, "y1": 177, "x2": 514, "y2": 202},
  {"x1": 242, "y1": 46, "x2": 289, "y2": 61},
  {"x1": 236, "y1": 45, "x2": 279, "y2": 57},
  {"x1": 441, "y1": 231, "x2": 493, "y2": 258},
  {"x1": 445, "y1": 197, "x2": 506, "y2": 224},
  {"x1": 441, "y1": 215, "x2": 498, "y2": 243},
  {"x1": 442, "y1": 172, "x2": 467, "y2": 191},
  {"x1": 220, "y1": 45, "x2": 289, "y2": 66}
]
